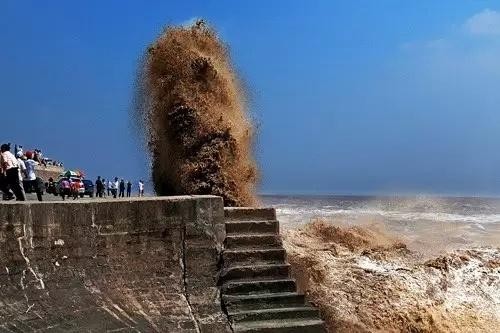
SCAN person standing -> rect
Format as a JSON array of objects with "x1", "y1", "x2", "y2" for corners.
[
  {"x1": 138, "y1": 180, "x2": 144, "y2": 197},
  {"x1": 16, "y1": 151, "x2": 26, "y2": 183},
  {"x1": 95, "y1": 176, "x2": 103, "y2": 198},
  {"x1": 108, "y1": 179, "x2": 113, "y2": 197},
  {"x1": 112, "y1": 177, "x2": 119, "y2": 198},
  {"x1": 102, "y1": 178, "x2": 107, "y2": 197},
  {"x1": 0, "y1": 143, "x2": 25, "y2": 201},
  {"x1": 0, "y1": 172, "x2": 14, "y2": 200},
  {"x1": 24, "y1": 151, "x2": 42, "y2": 201},
  {"x1": 15, "y1": 145, "x2": 23, "y2": 157},
  {"x1": 70, "y1": 178, "x2": 79, "y2": 200},
  {"x1": 126, "y1": 180, "x2": 132, "y2": 197},
  {"x1": 119, "y1": 179, "x2": 125, "y2": 198},
  {"x1": 60, "y1": 178, "x2": 70, "y2": 201}
]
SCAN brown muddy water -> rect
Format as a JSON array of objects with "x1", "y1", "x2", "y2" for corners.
[{"x1": 263, "y1": 195, "x2": 500, "y2": 333}]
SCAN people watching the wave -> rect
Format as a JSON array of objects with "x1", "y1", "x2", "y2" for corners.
[
  {"x1": 139, "y1": 180, "x2": 144, "y2": 197},
  {"x1": 16, "y1": 151, "x2": 26, "y2": 183},
  {"x1": 119, "y1": 179, "x2": 125, "y2": 198},
  {"x1": 1, "y1": 142, "x2": 149, "y2": 201},
  {"x1": 60, "y1": 178, "x2": 71, "y2": 201},
  {"x1": 112, "y1": 177, "x2": 119, "y2": 198},
  {"x1": 95, "y1": 176, "x2": 104, "y2": 198},
  {"x1": 24, "y1": 151, "x2": 43, "y2": 201},
  {"x1": 108, "y1": 179, "x2": 112, "y2": 196},
  {"x1": 70, "y1": 178, "x2": 80, "y2": 200},
  {"x1": 126, "y1": 180, "x2": 132, "y2": 197},
  {"x1": 102, "y1": 178, "x2": 107, "y2": 197},
  {"x1": 0, "y1": 143, "x2": 25, "y2": 201}
]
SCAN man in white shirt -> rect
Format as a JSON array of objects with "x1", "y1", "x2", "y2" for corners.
[
  {"x1": 113, "y1": 177, "x2": 119, "y2": 198},
  {"x1": 138, "y1": 180, "x2": 144, "y2": 197},
  {"x1": 107, "y1": 179, "x2": 112, "y2": 196},
  {"x1": 0, "y1": 143, "x2": 25, "y2": 201},
  {"x1": 24, "y1": 151, "x2": 42, "y2": 201},
  {"x1": 16, "y1": 151, "x2": 26, "y2": 182}
]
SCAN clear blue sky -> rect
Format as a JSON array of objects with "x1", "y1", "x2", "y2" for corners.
[{"x1": 2, "y1": 0, "x2": 500, "y2": 196}]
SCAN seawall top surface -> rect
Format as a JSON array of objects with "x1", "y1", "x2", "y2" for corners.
[{"x1": 0, "y1": 194, "x2": 220, "y2": 205}]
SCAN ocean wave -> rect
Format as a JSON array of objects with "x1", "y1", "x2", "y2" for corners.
[
  {"x1": 275, "y1": 206, "x2": 500, "y2": 224},
  {"x1": 283, "y1": 220, "x2": 500, "y2": 332}
]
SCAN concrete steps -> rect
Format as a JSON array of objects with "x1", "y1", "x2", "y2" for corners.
[
  {"x1": 221, "y1": 207, "x2": 326, "y2": 333},
  {"x1": 219, "y1": 263, "x2": 290, "y2": 283},
  {"x1": 225, "y1": 234, "x2": 282, "y2": 249},
  {"x1": 222, "y1": 278, "x2": 296, "y2": 295},
  {"x1": 229, "y1": 307, "x2": 321, "y2": 322},
  {"x1": 225, "y1": 220, "x2": 280, "y2": 234},
  {"x1": 225, "y1": 207, "x2": 277, "y2": 221},
  {"x1": 223, "y1": 292, "x2": 306, "y2": 312},
  {"x1": 233, "y1": 319, "x2": 325, "y2": 333},
  {"x1": 223, "y1": 248, "x2": 286, "y2": 266}
]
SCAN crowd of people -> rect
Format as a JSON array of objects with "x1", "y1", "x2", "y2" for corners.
[
  {"x1": 94, "y1": 176, "x2": 145, "y2": 198},
  {"x1": 14, "y1": 145, "x2": 63, "y2": 167},
  {"x1": 2, "y1": 141, "x2": 147, "y2": 202},
  {"x1": 0, "y1": 143, "x2": 43, "y2": 201}
]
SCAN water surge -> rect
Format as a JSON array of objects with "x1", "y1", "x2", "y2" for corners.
[
  {"x1": 284, "y1": 220, "x2": 500, "y2": 332},
  {"x1": 135, "y1": 20, "x2": 258, "y2": 206}
]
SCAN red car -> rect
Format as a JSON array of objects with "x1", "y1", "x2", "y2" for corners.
[{"x1": 55, "y1": 177, "x2": 85, "y2": 197}]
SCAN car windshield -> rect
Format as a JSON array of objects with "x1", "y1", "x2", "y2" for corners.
[{"x1": 83, "y1": 180, "x2": 93, "y2": 185}]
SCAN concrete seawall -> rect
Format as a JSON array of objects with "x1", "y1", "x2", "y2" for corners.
[{"x1": 0, "y1": 196, "x2": 232, "y2": 332}]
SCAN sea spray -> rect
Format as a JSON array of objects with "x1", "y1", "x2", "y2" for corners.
[
  {"x1": 136, "y1": 20, "x2": 258, "y2": 206},
  {"x1": 284, "y1": 220, "x2": 500, "y2": 333}
]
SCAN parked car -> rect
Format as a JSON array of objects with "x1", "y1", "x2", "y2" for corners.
[
  {"x1": 70, "y1": 177, "x2": 85, "y2": 198},
  {"x1": 82, "y1": 179, "x2": 94, "y2": 197},
  {"x1": 54, "y1": 177, "x2": 85, "y2": 197}
]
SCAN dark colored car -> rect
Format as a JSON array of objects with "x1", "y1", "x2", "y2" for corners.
[{"x1": 82, "y1": 179, "x2": 94, "y2": 197}]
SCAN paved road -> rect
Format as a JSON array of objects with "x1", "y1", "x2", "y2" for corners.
[{"x1": 23, "y1": 193, "x2": 145, "y2": 201}]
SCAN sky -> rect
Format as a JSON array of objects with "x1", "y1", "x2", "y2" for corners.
[{"x1": 2, "y1": 1, "x2": 500, "y2": 196}]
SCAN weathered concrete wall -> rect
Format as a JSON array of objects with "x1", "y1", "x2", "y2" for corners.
[
  {"x1": 0, "y1": 196, "x2": 231, "y2": 332},
  {"x1": 34, "y1": 165, "x2": 64, "y2": 182}
]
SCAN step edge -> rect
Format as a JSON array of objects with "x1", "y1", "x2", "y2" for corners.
[
  {"x1": 226, "y1": 220, "x2": 280, "y2": 224},
  {"x1": 223, "y1": 292, "x2": 302, "y2": 300},
  {"x1": 225, "y1": 233, "x2": 281, "y2": 238},
  {"x1": 228, "y1": 306, "x2": 318, "y2": 316},
  {"x1": 222, "y1": 263, "x2": 290, "y2": 270},
  {"x1": 222, "y1": 278, "x2": 297, "y2": 287},
  {"x1": 232, "y1": 319, "x2": 325, "y2": 329},
  {"x1": 223, "y1": 248, "x2": 286, "y2": 254}
]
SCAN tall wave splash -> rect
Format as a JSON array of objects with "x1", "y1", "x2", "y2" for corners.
[
  {"x1": 135, "y1": 20, "x2": 258, "y2": 206},
  {"x1": 284, "y1": 220, "x2": 500, "y2": 333}
]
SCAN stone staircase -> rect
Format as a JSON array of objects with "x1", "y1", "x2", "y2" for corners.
[{"x1": 220, "y1": 208, "x2": 326, "y2": 333}]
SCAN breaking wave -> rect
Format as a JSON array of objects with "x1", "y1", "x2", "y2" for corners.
[
  {"x1": 135, "y1": 20, "x2": 258, "y2": 206},
  {"x1": 276, "y1": 207, "x2": 500, "y2": 225},
  {"x1": 283, "y1": 220, "x2": 500, "y2": 333}
]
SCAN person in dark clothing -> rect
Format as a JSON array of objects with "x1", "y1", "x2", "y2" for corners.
[
  {"x1": 119, "y1": 179, "x2": 125, "y2": 198},
  {"x1": 0, "y1": 143, "x2": 25, "y2": 201},
  {"x1": 95, "y1": 176, "x2": 103, "y2": 198},
  {"x1": 126, "y1": 180, "x2": 132, "y2": 197},
  {"x1": 0, "y1": 173, "x2": 14, "y2": 200}
]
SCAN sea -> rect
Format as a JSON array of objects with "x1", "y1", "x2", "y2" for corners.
[
  {"x1": 262, "y1": 194, "x2": 500, "y2": 257},
  {"x1": 262, "y1": 194, "x2": 500, "y2": 331}
]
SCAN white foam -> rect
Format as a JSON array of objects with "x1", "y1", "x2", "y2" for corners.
[{"x1": 275, "y1": 206, "x2": 500, "y2": 225}]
